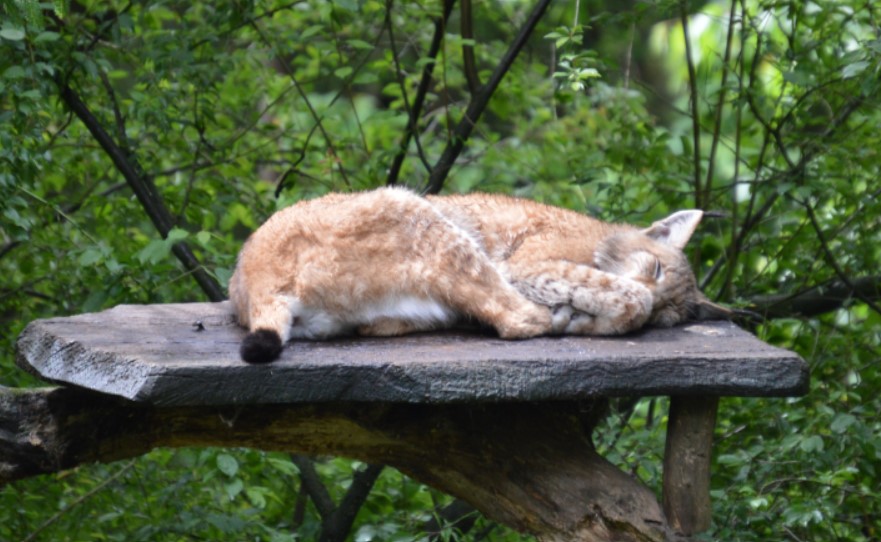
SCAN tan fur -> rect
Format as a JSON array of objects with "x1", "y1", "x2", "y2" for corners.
[{"x1": 229, "y1": 188, "x2": 727, "y2": 362}]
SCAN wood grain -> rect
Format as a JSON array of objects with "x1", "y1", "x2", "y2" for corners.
[{"x1": 15, "y1": 302, "x2": 809, "y2": 406}]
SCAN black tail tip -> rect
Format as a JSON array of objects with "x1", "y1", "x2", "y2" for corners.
[{"x1": 240, "y1": 329, "x2": 283, "y2": 364}]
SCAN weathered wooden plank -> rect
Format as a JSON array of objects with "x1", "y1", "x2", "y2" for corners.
[{"x1": 15, "y1": 302, "x2": 809, "y2": 406}]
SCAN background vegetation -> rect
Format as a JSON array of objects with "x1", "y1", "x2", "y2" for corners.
[{"x1": 2, "y1": 0, "x2": 880, "y2": 540}]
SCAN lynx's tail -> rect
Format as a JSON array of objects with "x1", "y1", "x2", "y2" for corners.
[
  {"x1": 240, "y1": 329, "x2": 284, "y2": 364},
  {"x1": 230, "y1": 282, "x2": 295, "y2": 363}
]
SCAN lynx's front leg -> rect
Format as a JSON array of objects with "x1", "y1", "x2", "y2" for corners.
[{"x1": 504, "y1": 260, "x2": 652, "y2": 335}]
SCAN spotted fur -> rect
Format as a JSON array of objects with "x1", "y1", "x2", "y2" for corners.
[{"x1": 229, "y1": 188, "x2": 729, "y2": 363}]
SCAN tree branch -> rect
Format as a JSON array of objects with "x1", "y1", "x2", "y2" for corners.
[
  {"x1": 386, "y1": 0, "x2": 456, "y2": 187},
  {"x1": 424, "y1": 499, "x2": 479, "y2": 541},
  {"x1": 320, "y1": 463, "x2": 384, "y2": 542},
  {"x1": 268, "y1": 11, "x2": 389, "y2": 196},
  {"x1": 21, "y1": 460, "x2": 137, "y2": 542},
  {"x1": 679, "y1": 0, "x2": 703, "y2": 208},
  {"x1": 749, "y1": 275, "x2": 881, "y2": 319},
  {"x1": 248, "y1": 20, "x2": 352, "y2": 189},
  {"x1": 385, "y1": 0, "x2": 435, "y2": 176},
  {"x1": 803, "y1": 203, "x2": 881, "y2": 317},
  {"x1": 421, "y1": 0, "x2": 553, "y2": 195},
  {"x1": 460, "y1": 0, "x2": 481, "y2": 94},
  {"x1": 702, "y1": 0, "x2": 739, "y2": 209},
  {"x1": 56, "y1": 80, "x2": 225, "y2": 302},
  {"x1": 290, "y1": 455, "x2": 335, "y2": 518}
]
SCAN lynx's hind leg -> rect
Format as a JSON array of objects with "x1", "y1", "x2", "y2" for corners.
[
  {"x1": 387, "y1": 191, "x2": 552, "y2": 339},
  {"x1": 357, "y1": 317, "x2": 435, "y2": 337}
]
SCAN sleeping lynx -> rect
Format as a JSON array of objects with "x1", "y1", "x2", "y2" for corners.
[{"x1": 229, "y1": 188, "x2": 730, "y2": 363}]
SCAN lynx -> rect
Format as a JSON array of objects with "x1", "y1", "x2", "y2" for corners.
[{"x1": 229, "y1": 187, "x2": 730, "y2": 363}]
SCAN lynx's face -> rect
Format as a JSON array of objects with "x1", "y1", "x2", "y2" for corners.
[
  {"x1": 595, "y1": 210, "x2": 732, "y2": 328},
  {"x1": 595, "y1": 233, "x2": 701, "y2": 327}
]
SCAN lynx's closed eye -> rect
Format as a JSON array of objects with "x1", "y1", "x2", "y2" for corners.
[
  {"x1": 653, "y1": 258, "x2": 664, "y2": 281},
  {"x1": 627, "y1": 252, "x2": 663, "y2": 281}
]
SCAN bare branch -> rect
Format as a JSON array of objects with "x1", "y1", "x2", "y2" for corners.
[
  {"x1": 290, "y1": 455, "x2": 384, "y2": 542},
  {"x1": 290, "y1": 455, "x2": 335, "y2": 518},
  {"x1": 385, "y1": 0, "x2": 434, "y2": 176},
  {"x1": 56, "y1": 79, "x2": 225, "y2": 302},
  {"x1": 803, "y1": 203, "x2": 881, "y2": 317},
  {"x1": 703, "y1": 0, "x2": 739, "y2": 209},
  {"x1": 320, "y1": 463, "x2": 384, "y2": 542},
  {"x1": 460, "y1": 0, "x2": 480, "y2": 94},
  {"x1": 269, "y1": 12, "x2": 389, "y2": 196},
  {"x1": 248, "y1": 20, "x2": 352, "y2": 189},
  {"x1": 386, "y1": 0, "x2": 456, "y2": 187},
  {"x1": 21, "y1": 460, "x2": 137, "y2": 542},
  {"x1": 422, "y1": 0, "x2": 553, "y2": 195},
  {"x1": 750, "y1": 275, "x2": 881, "y2": 319},
  {"x1": 679, "y1": 1, "x2": 703, "y2": 208}
]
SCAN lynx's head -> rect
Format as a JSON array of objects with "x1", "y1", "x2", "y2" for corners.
[{"x1": 595, "y1": 210, "x2": 732, "y2": 327}]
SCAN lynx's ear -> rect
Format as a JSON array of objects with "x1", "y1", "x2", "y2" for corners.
[{"x1": 642, "y1": 210, "x2": 704, "y2": 250}]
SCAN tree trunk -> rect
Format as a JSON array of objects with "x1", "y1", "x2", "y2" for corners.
[{"x1": 2, "y1": 387, "x2": 668, "y2": 541}]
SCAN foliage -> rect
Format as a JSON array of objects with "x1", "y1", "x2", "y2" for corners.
[{"x1": 2, "y1": 0, "x2": 881, "y2": 540}]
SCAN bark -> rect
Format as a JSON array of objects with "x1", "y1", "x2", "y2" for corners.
[
  {"x1": 6, "y1": 302, "x2": 810, "y2": 541},
  {"x1": 1, "y1": 387, "x2": 668, "y2": 541}
]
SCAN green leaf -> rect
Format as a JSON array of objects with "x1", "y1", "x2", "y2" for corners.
[
  {"x1": 3, "y1": 66, "x2": 26, "y2": 79},
  {"x1": 224, "y1": 479, "x2": 244, "y2": 501},
  {"x1": 347, "y1": 39, "x2": 374, "y2": 50},
  {"x1": 78, "y1": 249, "x2": 104, "y2": 267},
  {"x1": 749, "y1": 496, "x2": 769, "y2": 509},
  {"x1": 245, "y1": 487, "x2": 267, "y2": 508},
  {"x1": 717, "y1": 453, "x2": 747, "y2": 466},
  {"x1": 830, "y1": 413, "x2": 857, "y2": 434},
  {"x1": 267, "y1": 457, "x2": 298, "y2": 476},
  {"x1": 782, "y1": 69, "x2": 811, "y2": 86},
  {"x1": 34, "y1": 31, "x2": 61, "y2": 43},
  {"x1": 0, "y1": 27, "x2": 26, "y2": 41},
  {"x1": 136, "y1": 239, "x2": 168, "y2": 264},
  {"x1": 166, "y1": 227, "x2": 189, "y2": 244},
  {"x1": 842, "y1": 60, "x2": 868, "y2": 79},
  {"x1": 799, "y1": 435, "x2": 825, "y2": 453},
  {"x1": 216, "y1": 453, "x2": 239, "y2": 477}
]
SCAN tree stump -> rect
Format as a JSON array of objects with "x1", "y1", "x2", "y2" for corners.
[{"x1": 5, "y1": 302, "x2": 809, "y2": 541}]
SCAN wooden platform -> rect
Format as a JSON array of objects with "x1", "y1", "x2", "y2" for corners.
[
  {"x1": 15, "y1": 301, "x2": 808, "y2": 406},
  {"x1": 8, "y1": 302, "x2": 810, "y2": 542}
]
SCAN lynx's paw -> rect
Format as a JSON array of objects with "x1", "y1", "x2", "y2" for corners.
[
  {"x1": 568, "y1": 279, "x2": 653, "y2": 335},
  {"x1": 496, "y1": 303, "x2": 553, "y2": 339}
]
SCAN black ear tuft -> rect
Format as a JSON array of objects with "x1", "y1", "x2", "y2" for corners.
[{"x1": 240, "y1": 329, "x2": 283, "y2": 364}]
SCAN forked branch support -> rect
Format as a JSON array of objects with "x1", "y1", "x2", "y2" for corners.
[{"x1": 4, "y1": 302, "x2": 809, "y2": 541}]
